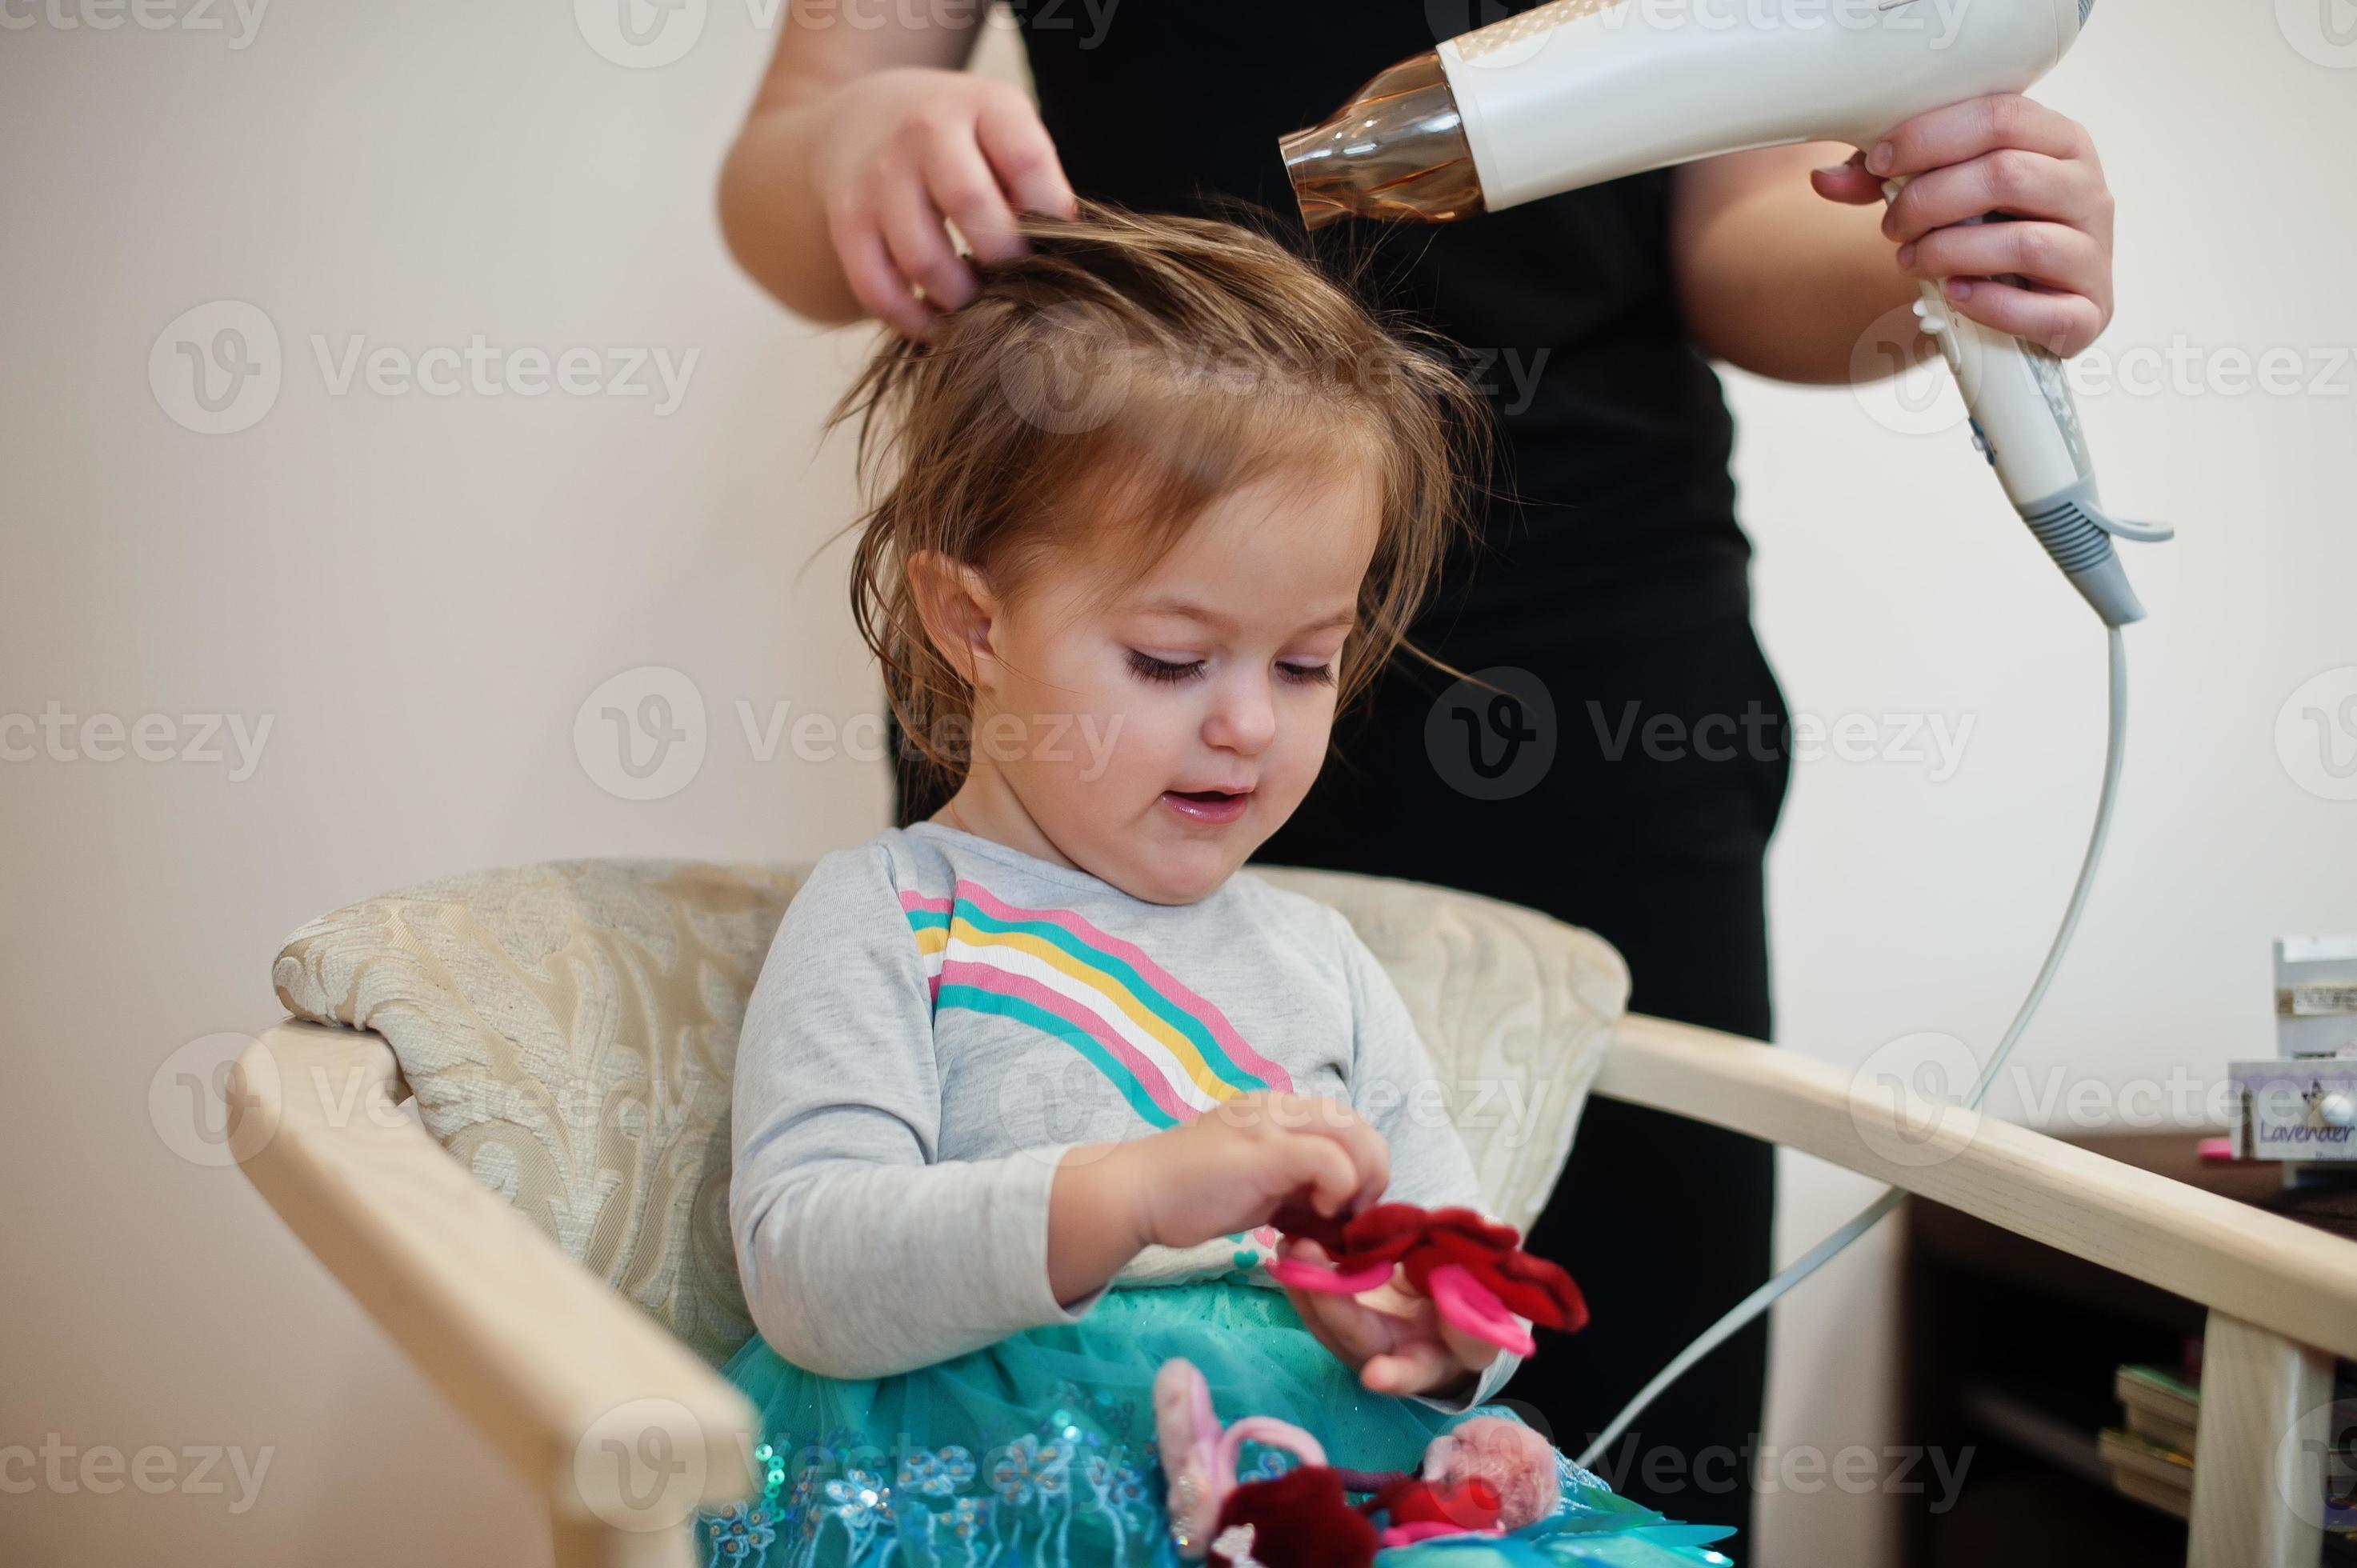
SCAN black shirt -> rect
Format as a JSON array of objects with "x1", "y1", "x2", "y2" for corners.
[{"x1": 1006, "y1": 0, "x2": 1753, "y2": 663}]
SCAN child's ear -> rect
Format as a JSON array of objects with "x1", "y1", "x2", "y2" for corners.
[{"x1": 907, "y1": 549, "x2": 1004, "y2": 694}]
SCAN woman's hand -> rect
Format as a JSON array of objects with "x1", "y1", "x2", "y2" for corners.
[
  {"x1": 1276, "y1": 1236, "x2": 1502, "y2": 1400},
  {"x1": 1810, "y1": 93, "x2": 2115, "y2": 355},
  {"x1": 809, "y1": 67, "x2": 1078, "y2": 341}
]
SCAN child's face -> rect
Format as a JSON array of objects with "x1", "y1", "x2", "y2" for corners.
[{"x1": 974, "y1": 462, "x2": 1379, "y2": 904}]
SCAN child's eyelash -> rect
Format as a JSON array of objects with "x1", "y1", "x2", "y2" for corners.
[
  {"x1": 1125, "y1": 650, "x2": 1335, "y2": 687},
  {"x1": 1127, "y1": 650, "x2": 1206, "y2": 684}
]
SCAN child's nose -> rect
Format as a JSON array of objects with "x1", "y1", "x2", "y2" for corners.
[{"x1": 1203, "y1": 677, "x2": 1276, "y2": 755}]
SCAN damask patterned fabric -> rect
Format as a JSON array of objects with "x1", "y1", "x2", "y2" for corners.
[{"x1": 270, "y1": 858, "x2": 1628, "y2": 1370}]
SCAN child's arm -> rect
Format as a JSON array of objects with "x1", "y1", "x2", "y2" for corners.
[{"x1": 730, "y1": 844, "x2": 1142, "y2": 1379}]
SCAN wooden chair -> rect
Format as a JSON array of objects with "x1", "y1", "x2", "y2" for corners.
[{"x1": 226, "y1": 858, "x2": 2357, "y2": 1567}]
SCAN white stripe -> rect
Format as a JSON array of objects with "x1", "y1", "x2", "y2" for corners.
[{"x1": 938, "y1": 930, "x2": 1229, "y2": 1116}]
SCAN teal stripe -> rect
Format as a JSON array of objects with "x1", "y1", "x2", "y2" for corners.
[
  {"x1": 905, "y1": 908, "x2": 950, "y2": 934},
  {"x1": 932, "y1": 905, "x2": 1270, "y2": 1094},
  {"x1": 934, "y1": 983, "x2": 1180, "y2": 1130}
]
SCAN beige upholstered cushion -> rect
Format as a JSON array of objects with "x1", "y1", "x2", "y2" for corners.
[{"x1": 272, "y1": 858, "x2": 1628, "y2": 1370}]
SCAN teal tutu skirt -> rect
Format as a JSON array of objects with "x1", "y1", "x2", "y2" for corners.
[{"x1": 696, "y1": 1282, "x2": 1735, "y2": 1568}]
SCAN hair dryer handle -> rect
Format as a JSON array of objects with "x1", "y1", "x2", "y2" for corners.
[{"x1": 1882, "y1": 181, "x2": 2167, "y2": 626}]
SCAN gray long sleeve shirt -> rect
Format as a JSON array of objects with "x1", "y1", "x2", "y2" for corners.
[{"x1": 729, "y1": 821, "x2": 1523, "y2": 1413}]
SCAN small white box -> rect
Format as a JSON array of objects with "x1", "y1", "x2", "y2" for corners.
[{"x1": 2275, "y1": 936, "x2": 2357, "y2": 1059}]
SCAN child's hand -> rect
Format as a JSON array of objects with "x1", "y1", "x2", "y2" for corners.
[
  {"x1": 1277, "y1": 1236, "x2": 1503, "y2": 1401},
  {"x1": 1128, "y1": 1092, "x2": 1391, "y2": 1253}
]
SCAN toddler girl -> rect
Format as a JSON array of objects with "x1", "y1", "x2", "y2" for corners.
[{"x1": 698, "y1": 202, "x2": 1731, "y2": 1568}]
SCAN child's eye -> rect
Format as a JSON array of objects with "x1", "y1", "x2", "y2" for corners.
[
  {"x1": 1126, "y1": 650, "x2": 1207, "y2": 684},
  {"x1": 1278, "y1": 662, "x2": 1335, "y2": 688}
]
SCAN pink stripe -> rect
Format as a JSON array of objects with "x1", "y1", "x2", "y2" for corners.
[
  {"x1": 953, "y1": 880, "x2": 1295, "y2": 1093},
  {"x1": 900, "y1": 890, "x2": 954, "y2": 914},
  {"x1": 935, "y1": 958, "x2": 1194, "y2": 1124}
]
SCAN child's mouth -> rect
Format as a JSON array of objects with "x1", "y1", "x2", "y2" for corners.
[{"x1": 1160, "y1": 787, "x2": 1252, "y2": 826}]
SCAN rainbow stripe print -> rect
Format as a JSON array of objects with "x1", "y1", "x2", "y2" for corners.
[{"x1": 900, "y1": 880, "x2": 1294, "y2": 1128}]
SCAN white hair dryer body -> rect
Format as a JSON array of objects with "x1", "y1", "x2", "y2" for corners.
[{"x1": 1281, "y1": 0, "x2": 2169, "y2": 625}]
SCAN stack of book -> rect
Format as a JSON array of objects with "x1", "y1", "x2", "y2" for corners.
[
  {"x1": 2100, "y1": 1364, "x2": 2197, "y2": 1519},
  {"x1": 2101, "y1": 1358, "x2": 2357, "y2": 1555}
]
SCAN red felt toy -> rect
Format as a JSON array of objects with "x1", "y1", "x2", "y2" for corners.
[
  {"x1": 1205, "y1": 1466, "x2": 1376, "y2": 1568},
  {"x1": 1266, "y1": 1198, "x2": 1589, "y2": 1355}
]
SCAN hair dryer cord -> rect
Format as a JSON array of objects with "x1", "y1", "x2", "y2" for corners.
[{"x1": 1575, "y1": 622, "x2": 2132, "y2": 1472}]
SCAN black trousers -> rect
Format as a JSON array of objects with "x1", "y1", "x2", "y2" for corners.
[{"x1": 891, "y1": 614, "x2": 1792, "y2": 1541}]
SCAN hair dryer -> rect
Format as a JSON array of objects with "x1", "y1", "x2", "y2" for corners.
[{"x1": 1279, "y1": 0, "x2": 2170, "y2": 625}]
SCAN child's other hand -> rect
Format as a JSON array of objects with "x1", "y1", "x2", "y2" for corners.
[
  {"x1": 1130, "y1": 1093, "x2": 1391, "y2": 1252},
  {"x1": 1277, "y1": 1237, "x2": 1503, "y2": 1400}
]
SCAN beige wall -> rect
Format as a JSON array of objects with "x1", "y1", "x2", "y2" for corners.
[
  {"x1": 2, "y1": 3, "x2": 899, "y2": 1561},
  {"x1": 5, "y1": 2, "x2": 2353, "y2": 1565}
]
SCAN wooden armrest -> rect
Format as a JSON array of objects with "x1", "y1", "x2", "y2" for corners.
[
  {"x1": 1598, "y1": 1013, "x2": 2357, "y2": 1362},
  {"x1": 228, "y1": 1022, "x2": 757, "y2": 1533}
]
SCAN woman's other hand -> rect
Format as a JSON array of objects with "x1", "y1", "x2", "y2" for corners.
[{"x1": 1811, "y1": 93, "x2": 2115, "y2": 356}]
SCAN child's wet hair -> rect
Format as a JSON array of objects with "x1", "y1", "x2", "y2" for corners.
[{"x1": 828, "y1": 197, "x2": 1494, "y2": 794}]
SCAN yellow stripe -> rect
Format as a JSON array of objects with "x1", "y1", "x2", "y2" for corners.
[{"x1": 943, "y1": 917, "x2": 1236, "y2": 1101}]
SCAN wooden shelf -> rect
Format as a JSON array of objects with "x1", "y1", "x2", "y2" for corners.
[{"x1": 1899, "y1": 1131, "x2": 2352, "y2": 1567}]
